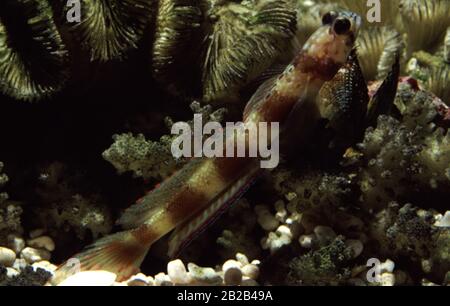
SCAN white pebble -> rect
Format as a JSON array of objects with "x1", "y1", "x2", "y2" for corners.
[
  {"x1": 113, "y1": 282, "x2": 128, "y2": 286},
  {"x1": 345, "y1": 239, "x2": 364, "y2": 258},
  {"x1": 32, "y1": 261, "x2": 57, "y2": 274},
  {"x1": 154, "y1": 272, "x2": 172, "y2": 286},
  {"x1": 277, "y1": 225, "x2": 293, "y2": 237},
  {"x1": 224, "y1": 267, "x2": 242, "y2": 286},
  {"x1": 421, "y1": 279, "x2": 438, "y2": 286},
  {"x1": 235, "y1": 253, "x2": 249, "y2": 266},
  {"x1": 20, "y1": 247, "x2": 51, "y2": 264},
  {"x1": 146, "y1": 276, "x2": 155, "y2": 286},
  {"x1": 274, "y1": 200, "x2": 287, "y2": 222},
  {"x1": 434, "y1": 211, "x2": 450, "y2": 227},
  {"x1": 380, "y1": 259, "x2": 395, "y2": 273},
  {"x1": 29, "y1": 229, "x2": 45, "y2": 239},
  {"x1": 262, "y1": 225, "x2": 293, "y2": 253},
  {"x1": 254, "y1": 205, "x2": 279, "y2": 231},
  {"x1": 421, "y1": 259, "x2": 432, "y2": 273},
  {"x1": 251, "y1": 259, "x2": 261, "y2": 265},
  {"x1": 27, "y1": 236, "x2": 55, "y2": 252},
  {"x1": 12, "y1": 258, "x2": 27, "y2": 271},
  {"x1": 167, "y1": 259, "x2": 190, "y2": 284},
  {"x1": 7, "y1": 235, "x2": 25, "y2": 254},
  {"x1": 6, "y1": 267, "x2": 19, "y2": 278},
  {"x1": 222, "y1": 259, "x2": 242, "y2": 272},
  {"x1": 127, "y1": 280, "x2": 147, "y2": 286},
  {"x1": 285, "y1": 192, "x2": 297, "y2": 202},
  {"x1": 58, "y1": 271, "x2": 117, "y2": 286},
  {"x1": 380, "y1": 272, "x2": 395, "y2": 286},
  {"x1": 127, "y1": 273, "x2": 148, "y2": 286},
  {"x1": 0, "y1": 247, "x2": 16, "y2": 267},
  {"x1": 298, "y1": 234, "x2": 315, "y2": 248},
  {"x1": 241, "y1": 278, "x2": 259, "y2": 286},
  {"x1": 241, "y1": 264, "x2": 259, "y2": 280},
  {"x1": 187, "y1": 263, "x2": 222, "y2": 285},
  {"x1": 314, "y1": 226, "x2": 336, "y2": 242}
]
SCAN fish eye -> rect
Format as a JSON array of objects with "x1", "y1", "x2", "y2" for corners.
[
  {"x1": 322, "y1": 11, "x2": 338, "y2": 25},
  {"x1": 333, "y1": 18, "x2": 351, "y2": 35}
]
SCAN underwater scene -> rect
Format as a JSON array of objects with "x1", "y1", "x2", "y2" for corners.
[{"x1": 0, "y1": 0, "x2": 449, "y2": 287}]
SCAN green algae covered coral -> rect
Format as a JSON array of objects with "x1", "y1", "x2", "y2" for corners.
[
  {"x1": 34, "y1": 162, "x2": 113, "y2": 240},
  {"x1": 103, "y1": 132, "x2": 178, "y2": 181},
  {"x1": 0, "y1": 162, "x2": 8, "y2": 204},
  {"x1": 287, "y1": 237, "x2": 354, "y2": 286}
]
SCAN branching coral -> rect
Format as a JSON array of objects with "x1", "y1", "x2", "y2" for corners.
[
  {"x1": 370, "y1": 203, "x2": 436, "y2": 259},
  {"x1": 287, "y1": 236, "x2": 354, "y2": 285},
  {"x1": 370, "y1": 202, "x2": 449, "y2": 282},
  {"x1": 102, "y1": 133, "x2": 178, "y2": 181},
  {"x1": 103, "y1": 101, "x2": 227, "y2": 181},
  {"x1": 216, "y1": 199, "x2": 261, "y2": 260},
  {"x1": 0, "y1": 162, "x2": 8, "y2": 205},
  {"x1": 273, "y1": 167, "x2": 356, "y2": 212},
  {"x1": 0, "y1": 162, "x2": 23, "y2": 244},
  {"x1": 35, "y1": 162, "x2": 113, "y2": 240},
  {"x1": 0, "y1": 265, "x2": 51, "y2": 286},
  {"x1": 254, "y1": 79, "x2": 450, "y2": 285},
  {"x1": 356, "y1": 115, "x2": 423, "y2": 209}
]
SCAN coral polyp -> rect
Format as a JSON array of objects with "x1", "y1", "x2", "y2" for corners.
[
  {"x1": 356, "y1": 26, "x2": 404, "y2": 81},
  {"x1": 201, "y1": 0, "x2": 297, "y2": 103},
  {"x1": 69, "y1": 0, "x2": 154, "y2": 61},
  {"x1": 151, "y1": 0, "x2": 202, "y2": 87},
  {"x1": 0, "y1": 0, "x2": 69, "y2": 101}
]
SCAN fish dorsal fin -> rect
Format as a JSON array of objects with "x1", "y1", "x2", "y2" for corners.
[
  {"x1": 117, "y1": 159, "x2": 206, "y2": 229},
  {"x1": 243, "y1": 74, "x2": 280, "y2": 121},
  {"x1": 291, "y1": 36, "x2": 303, "y2": 56},
  {"x1": 167, "y1": 165, "x2": 260, "y2": 258},
  {"x1": 249, "y1": 64, "x2": 287, "y2": 89},
  {"x1": 244, "y1": 35, "x2": 301, "y2": 94}
]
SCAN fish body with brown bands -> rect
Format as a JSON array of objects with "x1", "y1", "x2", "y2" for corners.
[{"x1": 52, "y1": 10, "x2": 362, "y2": 284}]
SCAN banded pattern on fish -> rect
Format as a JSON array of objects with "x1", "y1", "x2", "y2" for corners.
[
  {"x1": 167, "y1": 161, "x2": 261, "y2": 258},
  {"x1": 53, "y1": 10, "x2": 362, "y2": 283}
]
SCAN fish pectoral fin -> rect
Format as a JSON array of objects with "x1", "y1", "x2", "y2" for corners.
[
  {"x1": 52, "y1": 226, "x2": 153, "y2": 284},
  {"x1": 280, "y1": 93, "x2": 321, "y2": 153}
]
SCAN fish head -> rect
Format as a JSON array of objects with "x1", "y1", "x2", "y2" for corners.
[{"x1": 299, "y1": 10, "x2": 362, "y2": 81}]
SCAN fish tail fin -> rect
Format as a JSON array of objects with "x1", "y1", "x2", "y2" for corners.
[{"x1": 53, "y1": 227, "x2": 153, "y2": 284}]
